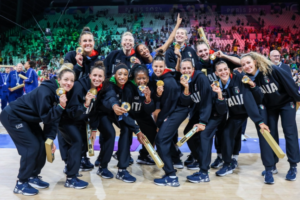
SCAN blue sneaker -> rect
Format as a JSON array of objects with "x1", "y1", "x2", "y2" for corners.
[
  {"x1": 184, "y1": 154, "x2": 195, "y2": 166},
  {"x1": 80, "y1": 157, "x2": 94, "y2": 171},
  {"x1": 216, "y1": 164, "x2": 233, "y2": 176},
  {"x1": 14, "y1": 181, "x2": 39, "y2": 196},
  {"x1": 112, "y1": 153, "x2": 134, "y2": 165},
  {"x1": 95, "y1": 159, "x2": 101, "y2": 167},
  {"x1": 210, "y1": 156, "x2": 224, "y2": 169},
  {"x1": 264, "y1": 170, "x2": 274, "y2": 184},
  {"x1": 261, "y1": 166, "x2": 278, "y2": 176},
  {"x1": 28, "y1": 176, "x2": 49, "y2": 189},
  {"x1": 187, "y1": 172, "x2": 210, "y2": 183},
  {"x1": 116, "y1": 170, "x2": 136, "y2": 183},
  {"x1": 65, "y1": 177, "x2": 88, "y2": 189},
  {"x1": 231, "y1": 158, "x2": 238, "y2": 170},
  {"x1": 173, "y1": 157, "x2": 184, "y2": 169},
  {"x1": 154, "y1": 175, "x2": 180, "y2": 187},
  {"x1": 187, "y1": 161, "x2": 200, "y2": 170},
  {"x1": 97, "y1": 168, "x2": 113, "y2": 179},
  {"x1": 286, "y1": 167, "x2": 297, "y2": 181}
]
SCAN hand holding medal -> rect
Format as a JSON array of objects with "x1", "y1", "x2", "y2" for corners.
[{"x1": 156, "y1": 80, "x2": 164, "y2": 97}]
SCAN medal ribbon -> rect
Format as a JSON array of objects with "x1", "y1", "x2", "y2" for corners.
[
  {"x1": 247, "y1": 69, "x2": 260, "y2": 81},
  {"x1": 219, "y1": 76, "x2": 231, "y2": 91},
  {"x1": 15, "y1": 71, "x2": 20, "y2": 85}
]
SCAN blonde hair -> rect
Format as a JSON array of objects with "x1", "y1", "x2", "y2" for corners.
[
  {"x1": 194, "y1": 38, "x2": 210, "y2": 51},
  {"x1": 241, "y1": 52, "x2": 273, "y2": 76},
  {"x1": 121, "y1": 32, "x2": 134, "y2": 44}
]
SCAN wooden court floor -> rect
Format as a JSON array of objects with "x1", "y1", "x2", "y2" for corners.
[{"x1": 0, "y1": 114, "x2": 300, "y2": 200}]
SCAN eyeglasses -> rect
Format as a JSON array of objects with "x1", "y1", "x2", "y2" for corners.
[{"x1": 271, "y1": 55, "x2": 280, "y2": 57}]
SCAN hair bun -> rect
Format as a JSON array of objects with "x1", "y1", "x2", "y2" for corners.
[
  {"x1": 82, "y1": 27, "x2": 91, "y2": 33},
  {"x1": 94, "y1": 61, "x2": 104, "y2": 68},
  {"x1": 156, "y1": 49, "x2": 164, "y2": 57}
]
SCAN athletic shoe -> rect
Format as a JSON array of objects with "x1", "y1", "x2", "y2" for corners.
[
  {"x1": 261, "y1": 166, "x2": 278, "y2": 176},
  {"x1": 241, "y1": 135, "x2": 247, "y2": 141},
  {"x1": 112, "y1": 153, "x2": 134, "y2": 165},
  {"x1": 286, "y1": 167, "x2": 297, "y2": 181},
  {"x1": 154, "y1": 175, "x2": 180, "y2": 187},
  {"x1": 210, "y1": 156, "x2": 224, "y2": 169},
  {"x1": 94, "y1": 159, "x2": 101, "y2": 167},
  {"x1": 231, "y1": 158, "x2": 238, "y2": 170},
  {"x1": 187, "y1": 172, "x2": 210, "y2": 183},
  {"x1": 264, "y1": 170, "x2": 274, "y2": 184},
  {"x1": 184, "y1": 154, "x2": 195, "y2": 166},
  {"x1": 116, "y1": 170, "x2": 136, "y2": 183},
  {"x1": 173, "y1": 158, "x2": 184, "y2": 169},
  {"x1": 97, "y1": 168, "x2": 113, "y2": 179},
  {"x1": 187, "y1": 161, "x2": 200, "y2": 170},
  {"x1": 13, "y1": 181, "x2": 39, "y2": 196},
  {"x1": 79, "y1": 157, "x2": 94, "y2": 171},
  {"x1": 64, "y1": 177, "x2": 88, "y2": 189},
  {"x1": 216, "y1": 164, "x2": 233, "y2": 176},
  {"x1": 28, "y1": 176, "x2": 49, "y2": 189},
  {"x1": 136, "y1": 155, "x2": 155, "y2": 165}
]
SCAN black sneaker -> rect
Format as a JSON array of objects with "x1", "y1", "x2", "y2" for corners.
[
  {"x1": 184, "y1": 154, "x2": 195, "y2": 166},
  {"x1": 136, "y1": 155, "x2": 155, "y2": 165},
  {"x1": 79, "y1": 157, "x2": 94, "y2": 171}
]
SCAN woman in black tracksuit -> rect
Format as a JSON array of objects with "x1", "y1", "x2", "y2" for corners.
[
  {"x1": 0, "y1": 68, "x2": 74, "y2": 196},
  {"x1": 64, "y1": 27, "x2": 100, "y2": 80},
  {"x1": 213, "y1": 61, "x2": 270, "y2": 177},
  {"x1": 92, "y1": 63, "x2": 145, "y2": 183},
  {"x1": 122, "y1": 64, "x2": 157, "y2": 165},
  {"x1": 58, "y1": 62, "x2": 105, "y2": 189},
  {"x1": 195, "y1": 40, "x2": 242, "y2": 168},
  {"x1": 150, "y1": 53, "x2": 212, "y2": 187},
  {"x1": 241, "y1": 52, "x2": 300, "y2": 182}
]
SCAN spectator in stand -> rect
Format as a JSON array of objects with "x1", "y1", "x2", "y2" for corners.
[{"x1": 269, "y1": 50, "x2": 292, "y2": 76}]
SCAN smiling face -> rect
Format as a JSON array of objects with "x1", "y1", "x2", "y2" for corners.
[
  {"x1": 16, "y1": 64, "x2": 23, "y2": 72},
  {"x1": 115, "y1": 68, "x2": 128, "y2": 87},
  {"x1": 152, "y1": 60, "x2": 165, "y2": 77},
  {"x1": 134, "y1": 71, "x2": 149, "y2": 86},
  {"x1": 175, "y1": 29, "x2": 187, "y2": 44},
  {"x1": 196, "y1": 43, "x2": 210, "y2": 61},
  {"x1": 79, "y1": 34, "x2": 94, "y2": 55},
  {"x1": 241, "y1": 56, "x2": 257, "y2": 75},
  {"x1": 137, "y1": 44, "x2": 151, "y2": 59},
  {"x1": 270, "y1": 50, "x2": 281, "y2": 65},
  {"x1": 89, "y1": 68, "x2": 105, "y2": 88},
  {"x1": 180, "y1": 61, "x2": 194, "y2": 76},
  {"x1": 122, "y1": 35, "x2": 134, "y2": 52},
  {"x1": 215, "y1": 63, "x2": 230, "y2": 83},
  {"x1": 58, "y1": 72, "x2": 75, "y2": 92}
]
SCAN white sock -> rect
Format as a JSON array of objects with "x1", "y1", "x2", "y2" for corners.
[
  {"x1": 119, "y1": 169, "x2": 124, "y2": 172},
  {"x1": 17, "y1": 181, "x2": 23, "y2": 185},
  {"x1": 232, "y1": 155, "x2": 238, "y2": 161},
  {"x1": 218, "y1": 154, "x2": 222, "y2": 159},
  {"x1": 67, "y1": 178, "x2": 72, "y2": 180},
  {"x1": 169, "y1": 176, "x2": 177, "y2": 178}
]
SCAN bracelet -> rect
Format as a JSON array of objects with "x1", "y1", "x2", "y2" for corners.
[
  {"x1": 250, "y1": 82, "x2": 256, "y2": 88},
  {"x1": 184, "y1": 92, "x2": 191, "y2": 96},
  {"x1": 199, "y1": 122, "x2": 206, "y2": 126},
  {"x1": 84, "y1": 103, "x2": 89, "y2": 108},
  {"x1": 144, "y1": 99, "x2": 151, "y2": 104},
  {"x1": 218, "y1": 97, "x2": 224, "y2": 100}
]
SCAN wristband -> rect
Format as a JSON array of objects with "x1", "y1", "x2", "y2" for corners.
[
  {"x1": 136, "y1": 130, "x2": 141, "y2": 135},
  {"x1": 199, "y1": 122, "x2": 206, "y2": 126},
  {"x1": 218, "y1": 97, "x2": 224, "y2": 101},
  {"x1": 250, "y1": 82, "x2": 256, "y2": 88},
  {"x1": 59, "y1": 104, "x2": 65, "y2": 110},
  {"x1": 84, "y1": 103, "x2": 89, "y2": 109},
  {"x1": 184, "y1": 92, "x2": 191, "y2": 96},
  {"x1": 259, "y1": 122, "x2": 264, "y2": 125}
]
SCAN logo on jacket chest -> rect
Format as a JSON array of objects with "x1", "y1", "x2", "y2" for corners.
[
  {"x1": 226, "y1": 94, "x2": 244, "y2": 107},
  {"x1": 188, "y1": 52, "x2": 192, "y2": 57},
  {"x1": 234, "y1": 86, "x2": 240, "y2": 94},
  {"x1": 264, "y1": 76, "x2": 270, "y2": 83}
]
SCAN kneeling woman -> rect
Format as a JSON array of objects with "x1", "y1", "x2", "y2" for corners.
[
  {"x1": 214, "y1": 61, "x2": 269, "y2": 177},
  {"x1": 59, "y1": 61, "x2": 105, "y2": 189},
  {"x1": 0, "y1": 67, "x2": 75, "y2": 196},
  {"x1": 93, "y1": 63, "x2": 145, "y2": 183}
]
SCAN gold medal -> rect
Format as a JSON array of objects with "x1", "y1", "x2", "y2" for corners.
[
  {"x1": 76, "y1": 47, "x2": 83, "y2": 55},
  {"x1": 174, "y1": 43, "x2": 181, "y2": 50},
  {"x1": 56, "y1": 88, "x2": 66, "y2": 96},
  {"x1": 213, "y1": 81, "x2": 220, "y2": 87},
  {"x1": 156, "y1": 80, "x2": 164, "y2": 86},
  {"x1": 130, "y1": 56, "x2": 136, "y2": 63},
  {"x1": 182, "y1": 74, "x2": 190, "y2": 81},
  {"x1": 242, "y1": 75, "x2": 250, "y2": 84},
  {"x1": 138, "y1": 85, "x2": 146, "y2": 91},
  {"x1": 88, "y1": 88, "x2": 98, "y2": 96},
  {"x1": 121, "y1": 102, "x2": 131, "y2": 112},
  {"x1": 210, "y1": 54, "x2": 216, "y2": 60}
]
